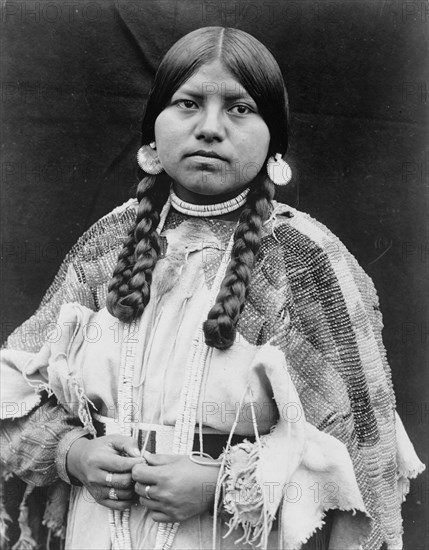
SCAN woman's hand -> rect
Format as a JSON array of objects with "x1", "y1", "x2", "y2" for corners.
[
  {"x1": 66, "y1": 435, "x2": 143, "y2": 510},
  {"x1": 132, "y1": 452, "x2": 221, "y2": 523}
]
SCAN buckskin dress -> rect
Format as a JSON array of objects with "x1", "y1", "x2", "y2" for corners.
[{"x1": 0, "y1": 198, "x2": 424, "y2": 550}]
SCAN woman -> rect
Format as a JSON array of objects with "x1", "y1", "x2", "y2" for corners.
[{"x1": 0, "y1": 27, "x2": 424, "y2": 550}]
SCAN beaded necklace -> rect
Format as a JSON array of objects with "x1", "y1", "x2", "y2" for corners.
[{"x1": 169, "y1": 187, "x2": 249, "y2": 217}]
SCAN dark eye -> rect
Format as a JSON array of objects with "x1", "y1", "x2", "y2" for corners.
[
  {"x1": 229, "y1": 104, "x2": 254, "y2": 115},
  {"x1": 176, "y1": 99, "x2": 198, "y2": 110}
]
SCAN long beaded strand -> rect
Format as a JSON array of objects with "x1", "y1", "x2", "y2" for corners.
[
  {"x1": 155, "y1": 232, "x2": 236, "y2": 550},
  {"x1": 109, "y1": 197, "x2": 172, "y2": 549}
]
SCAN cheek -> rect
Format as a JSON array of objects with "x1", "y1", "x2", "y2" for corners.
[
  {"x1": 154, "y1": 113, "x2": 177, "y2": 162},
  {"x1": 154, "y1": 112, "x2": 169, "y2": 146},
  {"x1": 241, "y1": 123, "x2": 270, "y2": 166},
  {"x1": 257, "y1": 123, "x2": 271, "y2": 159}
]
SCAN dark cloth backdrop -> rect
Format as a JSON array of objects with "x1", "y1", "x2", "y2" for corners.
[{"x1": 1, "y1": 1, "x2": 428, "y2": 548}]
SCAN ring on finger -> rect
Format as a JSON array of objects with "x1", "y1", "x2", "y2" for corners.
[
  {"x1": 106, "y1": 472, "x2": 114, "y2": 487},
  {"x1": 145, "y1": 485, "x2": 152, "y2": 500},
  {"x1": 109, "y1": 487, "x2": 119, "y2": 501}
]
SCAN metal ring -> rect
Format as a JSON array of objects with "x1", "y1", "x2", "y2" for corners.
[
  {"x1": 108, "y1": 487, "x2": 119, "y2": 501},
  {"x1": 105, "y1": 472, "x2": 114, "y2": 487},
  {"x1": 145, "y1": 485, "x2": 152, "y2": 500}
]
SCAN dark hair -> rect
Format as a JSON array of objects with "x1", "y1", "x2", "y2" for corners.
[
  {"x1": 107, "y1": 27, "x2": 289, "y2": 349},
  {"x1": 141, "y1": 26, "x2": 288, "y2": 155}
]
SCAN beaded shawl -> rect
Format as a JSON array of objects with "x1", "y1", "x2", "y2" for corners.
[{"x1": 3, "y1": 198, "x2": 424, "y2": 549}]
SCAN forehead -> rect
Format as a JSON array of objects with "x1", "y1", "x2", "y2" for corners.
[{"x1": 175, "y1": 59, "x2": 252, "y2": 99}]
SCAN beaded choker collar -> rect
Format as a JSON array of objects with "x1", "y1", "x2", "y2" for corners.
[{"x1": 169, "y1": 187, "x2": 249, "y2": 217}]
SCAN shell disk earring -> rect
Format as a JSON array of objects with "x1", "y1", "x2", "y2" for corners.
[
  {"x1": 137, "y1": 141, "x2": 164, "y2": 174},
  {"x1": 266, "y1": 153, "x2": 292, "y2": 186}
]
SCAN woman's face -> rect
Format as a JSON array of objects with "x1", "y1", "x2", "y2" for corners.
[{"x1": 154, "y1": 60, "x2": 271, "y2": 202}]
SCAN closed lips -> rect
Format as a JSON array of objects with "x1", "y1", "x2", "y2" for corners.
[{"x1": 187, "y1": 150, "x2": 226, "y2": 160}]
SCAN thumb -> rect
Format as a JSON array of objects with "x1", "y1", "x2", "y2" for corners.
[
  {"x1": 109, "y1": 435, "x2": 141, "y2": 458},
  {"x1": 142, "y1": 451, "x2": 176, "y2": 466}
]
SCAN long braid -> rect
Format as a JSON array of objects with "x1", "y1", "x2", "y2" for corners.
[
  {"x1": 108, "y1": 171, "x2": 274, "y2": 342},
  {"x1": 203, "y1": 174, "x2": 275, "y2": 349},
  {"x1": 106, "y1": 173, "x2": 170, "y2": 322}
]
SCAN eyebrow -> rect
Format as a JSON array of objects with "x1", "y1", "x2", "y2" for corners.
[{"x1": 175, "y1": 86, "x2": 256, "y2": 102}]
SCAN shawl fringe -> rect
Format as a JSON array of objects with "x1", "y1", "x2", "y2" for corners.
[
  {"x1": 221, "y1": 440, "x2": 275, "y2": 548},
  {"x1": 11, "y1": 485, "x2": 37, "y2": 550}
]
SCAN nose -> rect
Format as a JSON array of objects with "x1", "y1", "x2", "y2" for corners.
[{"x1": 194, "y1": 105, "x2": 226, "y2": 143}]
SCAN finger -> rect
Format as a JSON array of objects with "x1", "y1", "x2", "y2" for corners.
[
  {"x1": 142, "y1": 451, "x2": 175, "y2": 466},
  {"x1": 98, "y1": 499, "x2": 137, "y2": 511},
  {"x1": 134, "y1": 482, "x2": 158, "y2": 500},
  {"x1": 101, "y1": 471, "x2": 134, "y2": 489},
  {"x1": 98, "y1": 454, "x2": 143, "y2": 473},
  {"x1": 131, "y1": 464, "x2": 159, "y2": 485},
  {"x1": 87, "y1": 486, "x2": 135, "y2": 502},
  {"x1": 107, "y1": 435, "x2": 141, "y2": 458},
  {"x1": 103, "y1": 488, "x2": 134, "y2": 501},
  {"x1": 138, "y1": 495, "x2": 162, "y2": 510},
  {"x1": 151, "y1": 512, "x2": 172, "y2": 523}
]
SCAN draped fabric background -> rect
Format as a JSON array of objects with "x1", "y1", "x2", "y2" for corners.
[{"x1": 1, "y1": 1, "x2": 427, "y2": 547}]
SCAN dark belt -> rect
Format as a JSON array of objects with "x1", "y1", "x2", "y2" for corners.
[{"x1": 93, "y1": 418, "x2": 255, "y2": 459}]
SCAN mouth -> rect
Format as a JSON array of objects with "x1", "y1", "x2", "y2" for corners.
[{"x1": 186, "y1": 150, "x2": 227, "y2": 161}]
